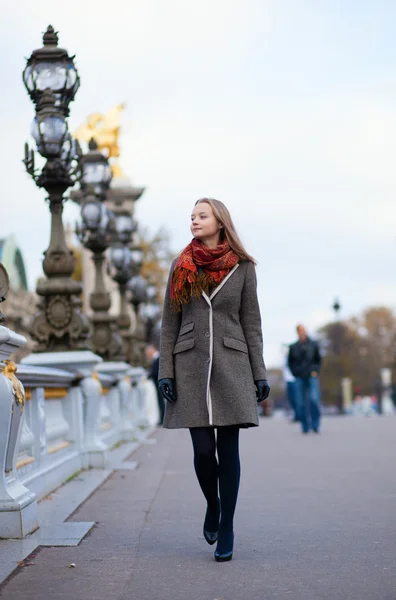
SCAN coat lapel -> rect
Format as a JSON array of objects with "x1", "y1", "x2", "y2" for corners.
[{"x1": 209, "y1": 263, "x2": 239, "y2": 301}]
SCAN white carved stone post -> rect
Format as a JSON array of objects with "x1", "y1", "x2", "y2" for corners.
[
  {"x1": 21, "y1": 351, "x2": 107, "y2": 469},
  {"x1": 80, "y1": 374, "x2": 108, "y2": 468},
  {"x1": 0, "y1": 326, "x2": 38, "y2": 538},
  {"x1": 341, "y1": 377, "x2": 353, "y2": 414},
  {"x1": 119, "y1": 376, "x2": 135, "y2": 437},
  {"x1": 380, "y1": 368, "x2": 395, "y2": 416},
  {"x1": 96, "y1": 362, "x2": 131, "y2": 442}
]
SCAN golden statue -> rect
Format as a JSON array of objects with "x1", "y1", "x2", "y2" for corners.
[{"x1": 73, "y1": 103, "x2": 126, "y2": 178}]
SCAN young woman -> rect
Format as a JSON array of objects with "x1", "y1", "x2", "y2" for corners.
[{"x1": 158, "y1": 198, "x2": 270, "y2": 562}]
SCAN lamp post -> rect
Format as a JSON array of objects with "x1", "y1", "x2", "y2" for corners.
[
  {"x1": 23, "y1": 27, "x2": 89, "y2": 351},
  {"x1": 127, "y1": 274, "x2": 148, "y2": 366},
  {"x1": 75, "y1": 140, "x2": 124, "y2": 361},
  {"x1": 107, "y1": 231, "x2": 143, "y2": 360},
  {"x1": 332, "y1": 298, "x2": 343, "y2": 413},
  {"x1": 140, "y1": 281, "x2": 161, "y2": 346}
]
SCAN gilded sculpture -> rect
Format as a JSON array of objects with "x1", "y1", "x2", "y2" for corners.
[{"x1": 73, "y1": 103, "x2": 126, "y2": 177}]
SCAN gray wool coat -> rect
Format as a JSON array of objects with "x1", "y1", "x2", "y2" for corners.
[{"x1": 158, "y1": 260, "x2": 267, "y2": 429}]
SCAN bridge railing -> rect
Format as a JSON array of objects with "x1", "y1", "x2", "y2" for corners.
[{"x1": 0, "y1": 325, "x2": 153, "y2": 539}]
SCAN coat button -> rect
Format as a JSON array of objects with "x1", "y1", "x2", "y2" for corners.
[
  {"x1": 205, "y1": 332, "x2": 210, "y2": 337},
  {"x1": 206, "y1": 358, "x2": 210, "y2": 363}
]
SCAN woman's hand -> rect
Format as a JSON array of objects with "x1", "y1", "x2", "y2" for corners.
[
  {"x1": 159, "y1": 378, "x2": 177, "y2": 403},
  {"x1": 255, "y1": 379, "x2": 270, "y2": 403}
]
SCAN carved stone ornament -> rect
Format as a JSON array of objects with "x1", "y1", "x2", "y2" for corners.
[
  {"x1": 45, "y1": 295, "x2": 72, "y2": 329},
  {"x1": 30, "y1": 293, "x2": 91, "y2": 352}
]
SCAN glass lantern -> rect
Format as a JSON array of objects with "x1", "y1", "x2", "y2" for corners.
[
  {"x1": 81, "y1": 199, "x2": 102, "y2": 230},
  {"x1": 130, "y1": 246, "x2": 144, "y2": 274},
  {"x1": 80, "y1": 139, "x2": 112, "y2": 198},
  {"x1": 22, "y1": 25, "x2": 80, "y2": 115},
  {"x1": 108, "y1": 246, "x2": 133, "y2": 274},
  {"x1": 114, "y1": 213, "x2": 136, "y2": 245},
  {"x1": 146, "y1": 283, "x2": 157, "y2": 302},
  {"x1": 77, "y1": 200, "x2": 115, "y2": 250},
  {"x1": 31, "y1": 111, "x2": 67, "y2": 159},
  {"x1": 127, "y1": 275, "x2": 148, "y2": 308}
]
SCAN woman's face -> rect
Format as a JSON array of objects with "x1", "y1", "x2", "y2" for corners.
[{"x1": 190, "y1": 202, "x2": 219, "y2": 241}]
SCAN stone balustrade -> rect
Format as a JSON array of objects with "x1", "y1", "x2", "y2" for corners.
[{"x1": 0, "y1": 328, "x2": 152, "y2": 539}]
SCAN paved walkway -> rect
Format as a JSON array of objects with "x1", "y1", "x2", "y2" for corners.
[{"x1": 1, "y1": 417, "x2": 395, "y2": 600}]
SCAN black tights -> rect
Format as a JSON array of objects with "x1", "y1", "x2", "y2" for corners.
[{"x1": 189, "y1": 426, "x2": 240, "y2": 532}]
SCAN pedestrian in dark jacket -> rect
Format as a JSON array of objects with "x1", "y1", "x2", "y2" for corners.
[
  {"x1": 288, "y1": 324, "x2": 322, "y2": 434},
  {"x1": 145, "y1": 344, "x2": 165, "y2": 425},
  {"x1": 159, "y1": 198, "x2": 270, "y2": 562}
]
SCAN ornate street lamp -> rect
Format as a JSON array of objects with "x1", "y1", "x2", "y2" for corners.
[
  {"x1": 107, "y1": 244, "x2": 137, "y2": 360},
  {"x1": 332, "y1": 298, "x2": 343, "y2": 413},
  {"x1": 127, "y1": 274, "x2": 148, "y2": 366},
  {"x1": 74, "y1": 141, "x2": 125, "y2": 361},
  {"x1": 105, "y1": 206, "x2": 142, "y2": 361},
  {"x1": 23, "y1": 25, "x2": 80, "y2": 116},
  {"x1": 140, "y1": 281, "x2": 161, "y2": 345},
  {"x1": 76, "y1": 199, "x2": 124, "y2": 361},
  {"x1": 23, "y1": 32, "x2": 90, "y2": 352}
]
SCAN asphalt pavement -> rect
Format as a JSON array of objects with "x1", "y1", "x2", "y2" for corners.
[{"x1": 1, "y1": 416, "x2": 395, "y2": 600}]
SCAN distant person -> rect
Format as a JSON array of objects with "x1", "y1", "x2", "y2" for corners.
[
  {"x1": 283, "y1": 354, "x2": 298, "y2": 422},
  {"x1": 288, "y1": 325, "x2": 321, "y2": 434},
  {"x1": 145, "y1": 344, "x2": 165, "y2": 425}
]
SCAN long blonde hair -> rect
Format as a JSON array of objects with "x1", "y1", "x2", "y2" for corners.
[{"x1": 195, "y1": 198, "x2": 256, "y2": 263}]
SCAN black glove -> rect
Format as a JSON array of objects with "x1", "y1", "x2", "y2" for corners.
[
  {"x1": 159, "y1": 378, "x2": 177, "y2": 404},
  {"x1": 255, "y1": 379, "x2": 270, "y2": 403}
]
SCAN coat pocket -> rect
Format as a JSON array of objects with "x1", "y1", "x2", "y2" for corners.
[
  {"x1": 223, "y1": 337, "x2": 248, "y2": 354},
  {"x1": 173, "y1": 338, "x2": 195, "y2": 354},
  {"x1": 179, "y1": 322, "x2": 194, "y2": 336}
]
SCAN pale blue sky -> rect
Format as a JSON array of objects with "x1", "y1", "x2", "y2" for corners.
[{"x1": 1, "y1": 0, "x2": 396, "y2": 366}]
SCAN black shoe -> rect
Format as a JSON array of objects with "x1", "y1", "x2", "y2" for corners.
[
  {"x1": 214, "y1": 530, "x2": 234, "y2": 562},
  {"x1": 203, "y1": 499, "x2": 220, "y2": 545}
]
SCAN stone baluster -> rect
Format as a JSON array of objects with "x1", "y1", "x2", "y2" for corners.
[{"x1": 0, "y1": 326, "x2": 38, "y2": 538}]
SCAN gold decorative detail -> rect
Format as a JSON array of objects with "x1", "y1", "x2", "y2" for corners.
[
  {"x1": 102, "y1": 387, "x2": 110, "y2": 395},
  {"x1": 92, "y1": 372, "x2": 103, "y2": 394},
  {"x1": 47, "y1": 441, "x2": 71, "y2": 455},
  {"x1": 17, "y1": 456, "x2": 35, "y2": 469},
  {"x1": 1, "y1": 361, "x2": 25, "y2": 411},
  {"x1": 73, "y1": 103, "x2": 126, "y2": 178},
  {"x1": 44, "y1": 388, "x2": 68, "y2": 399},
  {"x1": 24, "y1": 387, "x2": 68, "y2": 400}
]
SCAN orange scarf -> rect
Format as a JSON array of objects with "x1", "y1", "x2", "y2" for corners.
[{"x1": 171, "y1": 239, "x2": 239, "y2": 311}]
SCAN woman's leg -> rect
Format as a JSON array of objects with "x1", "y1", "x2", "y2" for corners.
[
  {"x1": 216, "y1": 426, "x2": 240, "y2": 555},
  {"x1": 189, "y1": 427, "x2": 219, "y2": 532}
]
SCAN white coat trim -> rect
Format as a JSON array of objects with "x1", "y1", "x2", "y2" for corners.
[
  {"x1": 201, "y1": 263, "x2": 240, "y2": 425},
  {"x1": 210, "y1": 264, "x2": 239, "y2": 300}
]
